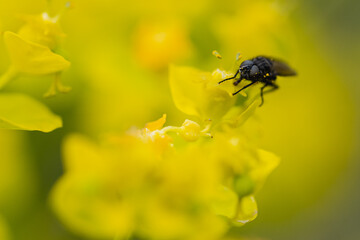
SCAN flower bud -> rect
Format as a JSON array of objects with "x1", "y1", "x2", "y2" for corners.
[{"x1": 179, "y1": 119, "x2": 201, "y2": 142}]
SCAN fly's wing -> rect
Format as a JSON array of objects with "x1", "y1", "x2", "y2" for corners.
[{"x1": 271, "y1": 59, "x2": 297, "y2": 76}]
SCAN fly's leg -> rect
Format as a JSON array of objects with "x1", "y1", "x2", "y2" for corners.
[
  {"x1": 259, "y1": 82, "x2": 279, "y2": 107},
  {"x1": 232, "y1": 81, "x2": 257, "y2": 96},
  {"x1": 259, "y1": 84, "x2": 268, "y2": 107}
]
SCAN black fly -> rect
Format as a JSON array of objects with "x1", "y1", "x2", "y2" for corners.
[{"x1": 218, "y1": 56, "x2": 296, "y2": 106}]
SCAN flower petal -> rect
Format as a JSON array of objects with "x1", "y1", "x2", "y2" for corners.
[{"x1": 145, "y1": 114, "x2": 167, "y2": 131}]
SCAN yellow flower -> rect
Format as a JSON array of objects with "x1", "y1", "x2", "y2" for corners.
[
  {"x1": 133, "y1": 21, "x2": 192, "y2": 71},
  {"x1": 178, "y1": 119, "x2": 203, "y2": 142},
  {"x1": 138, "y1": 114, "x2": 174, "y2": 156},
  {"x1": 169, "y1": 64, "x2": 261, "y2": 126},
  {"x1": 18, "y1": 12, "x2": 66, "y2": 50},
  {"x1": 0, "y1": 5, "x2": 71, "y2": 96},
  {"x1": 138, "y1": 114, "x2": 211, "y2": 146},
  {"x1": 51, "y1": 113, "x2": 279, "y2": 239}
]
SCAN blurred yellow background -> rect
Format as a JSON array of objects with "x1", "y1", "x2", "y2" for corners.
[{"x1": 0, "y1": 0, "x2": 359, "y2": 239}]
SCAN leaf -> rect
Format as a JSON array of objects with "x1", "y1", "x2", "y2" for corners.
[
  {"x1": 4, "y1": 31, "x2": 70, "y2": 75},
  {"x1": 0, "y1": 93, "x2": 62, "y2": 132}
]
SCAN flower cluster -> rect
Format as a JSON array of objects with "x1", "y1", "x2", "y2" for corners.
[
  {"x1": 51, "y1": 64, "x2": 279, "y2": 240},
  {"x1": 0, "y1": 4, "x2": 71, "y2": 132},
  {"x1": 0, "y1": 7, "x2": 71, "y2": 95}
]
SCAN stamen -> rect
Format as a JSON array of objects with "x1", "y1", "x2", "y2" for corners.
[
  {"x1": 212, "y1": 50, "x2": 222, "y2": 59},
  {"x1": 44, "y1": 1, "x2": 72, "y2": 23},
  {"x1": 236, "y1": 52, "x2": 242, "y2": 61}
]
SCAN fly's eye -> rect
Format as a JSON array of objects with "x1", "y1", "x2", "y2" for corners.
[
  {"x1": 250, "y1": 65, "x2": 259, "y2": 77},
  {"x1": 240, "y1": 60, "x2": 253, "y2": 68}
]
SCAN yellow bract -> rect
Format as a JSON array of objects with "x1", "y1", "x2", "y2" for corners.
[
  {"x1": 232, "y1": 195, "x2": 258, "y2": 227},
  {"x1": 210, "y1": 185, "x2": 238, "y2": 218},
  {"x1": 0, "y1": 93, "x2": 62, "y2": 132},
  {"x1": 18, "y1": 13, "x2": 66, "y2": 50},
  {"x1": 250, "y1": 149, "x2": 280, "y2": 191},
  {"x1": 0, "y1": 10, "x2": 70, "y2": 132},
  {"x1": 0, "y1": 9, "x2": 71, "y2": 96},
  {"x1": 3, "y1": 31, "x2": 70, "y2": 75},
  {"x1": 169, "y1": 65, "x2": 259, "y2": 126},
  {"x1": 169, "y1": 65, "x2": 236, "y2": 122}
]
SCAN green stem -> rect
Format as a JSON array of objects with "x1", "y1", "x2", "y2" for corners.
[
  {"x1": 0, "y1": 66, "x2": 19, "y2": 90},
  {"x1": 55, "y1": 72, "x2": 71, "y2": 93},
  {"x1": 44, "y1": 72, "x2": 71, "y2": 98}
]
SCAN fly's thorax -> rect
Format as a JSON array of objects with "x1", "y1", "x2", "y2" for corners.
[{"x1": 252, "y1": 57, "x2": 273, "y2": 73}]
